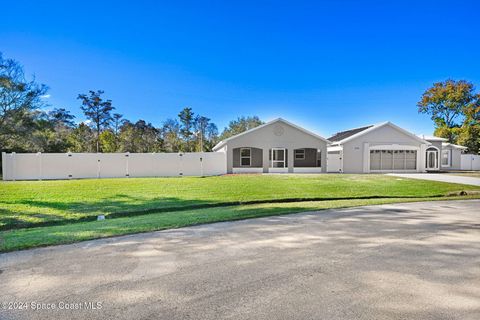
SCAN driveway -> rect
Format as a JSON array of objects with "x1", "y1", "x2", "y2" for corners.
[
  {"x1": 388, "y1": 173, "x2": 480, "y2": 186},
  {"x1": 1, "y1": 200, "x2": 479, "y2": 320}
]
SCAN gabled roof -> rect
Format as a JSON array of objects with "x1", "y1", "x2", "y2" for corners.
[
  {"x1": 212, "y1": 118, "x2": 330, "y2": 151},
  {"x1": 443, "y1": 142, "x2": 468, "y2": 149},
  {"x1": 418, "y1": 135, "x2": 448, "y2": 142},
  {"x1": 329, "y1": 121, "x2": 431, "y2": 145},
  {"x1": 327, "y1": 125, "x2": 374, "y2": 142}
]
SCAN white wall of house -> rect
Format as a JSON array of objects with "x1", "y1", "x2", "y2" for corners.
[
  {"x1": 2, "y1": 152, "x2": 226, "y2": 181},
  {"x1": 337, "y1": 125, "x2": 427, "y2": 173},
  {"x1": 216, "y1": 120, "x2": 328, "y2": 174}
]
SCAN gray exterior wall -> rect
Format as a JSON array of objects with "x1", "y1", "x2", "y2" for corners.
[
  {"x1": 442, "y1": 145, "x2": 463, "y2": 170},
  {"x1": 341, "y1": 124, "x2": 426, "y2": 173},
  {"x1": 219, "y1": 120, "x2": 328, "y2": 173},
  {"x1": 293, "y1": 148, "x2": 319, "y2": 167},
  {"x1": 232, "y1": 147, "x2": 263, "y2": 167}
]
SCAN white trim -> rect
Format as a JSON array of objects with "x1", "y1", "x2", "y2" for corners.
[
  {"x1": 239, "y1": 147, "x2": 251, "y2": 167},
  {"x1": 294, "y1": 149, "x2": 305, "y2": 160},
  {"x1": 335, "y1": 122, "x2": 431, "y2": 145},
  {"x1": 213, "y1": 118, "x2": 331, "y2": 151},
  {"x1": 271, "y1": 147, "x2": 286, "y2": 168},
  {"x1": 426, "y1": 147, "x2": 439, "y2": 170},
  {"x1": 442, "y1": 142, "x2": 468, "y2": 150},
  {"x1": 269, "y1": 167, "x2": 288, "y2": 173},
  {"x1": 232, "y1": 167, "x2": 263, "y2": 174},
  {"x1": 441, "y1": 149, "x2": 451, "y2": 167},
  {"x1": 369, "y1": 144, "x2": 420, "y2": 151},
  {"x1": 293, "y1": 167, "x2": 322, "y2": 173}
]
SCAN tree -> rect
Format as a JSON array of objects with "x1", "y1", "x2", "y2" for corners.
[
  {"x1": 178, "y1": 107, "x2": 195, "y2": 151},
  {"x1": 0, "y1": 52, "x2": 48, "y2": 152},
  {"x1": 161, "y1": 118, "x2": 182, "y2": 152},
  {"x1": 117, "y1": 120, "x2": 162, "y2": 152},
  {"x1": 68, "y1": 122, "x2": 95, "y2": 152},
  {"x1": 418, "y1": 80, "x2": 476, "y2": 142},
  {"x1": 99, "y1": 130, "x2": 117, "y2": 152},
  {"x1": 77, "y1": 90, "x2": 114, "y2": 152},
  {"x1": 112, "y1": 113, "x2": 124, "y2": 136},
  {"x1": 219, "y1": 116, "x2": 263, "y2": 140}
]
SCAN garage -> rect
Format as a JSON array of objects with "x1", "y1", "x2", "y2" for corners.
[{"x1": 369, "y1": 149, "x2": 417, "y2": 171}]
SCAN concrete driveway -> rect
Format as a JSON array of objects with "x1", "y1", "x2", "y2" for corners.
[
  {"x1": 388, "y1": 173, "x2": 480, "y2": 186},
  {"x1": 1, "y1": 200, "x2": 479, "y2": 320}
]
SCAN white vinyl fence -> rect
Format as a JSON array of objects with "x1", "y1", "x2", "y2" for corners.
[
  {"x1": 461, "y1": 154, "x2": 480, "y2": 171},
  {"x1": 2, "y1": 152, "x2": 226, "y2": 181}
]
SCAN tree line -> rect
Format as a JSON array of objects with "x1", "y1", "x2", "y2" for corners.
[{"x1": 0, "y1": 52, "x2": 263, "y2": 155}]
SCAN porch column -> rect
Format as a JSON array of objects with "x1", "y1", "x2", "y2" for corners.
[
  {"x1": 226, "y1": 146, "x2": 233, "y2": 174},
  {"x1": 262, "y1": 148, "x2": 269, "y2": 173},
  {"x1": 287, "y1": 148, "x2": 294, "y2": 173},
  {"x1": 321, "y1": 145, "x2": 327, "y2": 173}
]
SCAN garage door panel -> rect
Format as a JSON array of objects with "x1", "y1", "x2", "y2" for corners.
[{"x1": 370, "y1": 149, "x2": 417, "y2": 171}]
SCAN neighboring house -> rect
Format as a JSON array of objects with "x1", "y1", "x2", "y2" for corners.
[
  {"x1": 212, "y1": 118, "x2": 330, "y2": 173},
  {"x1": 326, "y1": 121, "x2": 468, "y2": 173}
]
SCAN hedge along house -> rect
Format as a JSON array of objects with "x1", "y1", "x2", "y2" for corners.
[
  {"x1": 326, "y1": 122, "x2": 440, "y2": 173},
  {"x1": 212, "y1": 118, "x2": 330, "y2": 174}
]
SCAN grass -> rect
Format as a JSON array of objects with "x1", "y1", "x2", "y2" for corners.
[
  {"x1": 1, "y1": 195, "x2": 479, "y2": 252},
  {"x1": 1, "y1": 174, "x2": 480, "y2": 252},
  {"x1": 1, "y1": 174, "x2": 480, "y2": 230}
]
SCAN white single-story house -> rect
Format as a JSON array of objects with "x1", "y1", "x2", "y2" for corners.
[
  {"x1": 326, "y1": 121, "x2": 468, "y2": 173},
  {"x1": 4, "y1": 117, "x2": 474, "y2": 180},
  {"x1": 212, "y1": 118, "x2": 330, "y2": 174}
]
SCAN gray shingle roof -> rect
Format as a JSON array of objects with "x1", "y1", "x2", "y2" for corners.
[{"x1": 327, "y1": 125, "x2": 374, "y2": 142}]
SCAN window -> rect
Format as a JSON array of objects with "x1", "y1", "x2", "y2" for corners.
[
  {"x1": 442, "y1": 150, "x2": 451, "y2": 167},
  {"x1": 240, "y1": 148, "x2": 251, "y2": 166},
  {"x1": 294, "y1": 149, "x2": 305, "y2": 160}
]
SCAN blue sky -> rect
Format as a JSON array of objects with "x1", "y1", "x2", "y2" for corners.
[{"x1": 1, "y1": 0, "x2": 479, "y2": 137}]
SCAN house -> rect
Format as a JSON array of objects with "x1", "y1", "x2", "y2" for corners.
[
  {"x1": 212, "y1": 118, "x2": 330, "y2": 174},
  {"x1": 326, "y1": 121, "x2": 467, "y2": 173}
]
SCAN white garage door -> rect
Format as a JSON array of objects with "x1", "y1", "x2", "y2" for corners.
[{"x1": 370, "y1": 150, "x2": 416, "y2": 171}]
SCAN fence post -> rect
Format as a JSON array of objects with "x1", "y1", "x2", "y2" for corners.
[
  {"x1": 97, "y1": 153, "x2": 101, "y2": 179},
  {"x1": 200, "y1": 155, "x2": 204, "y2": 177},
  {"x1": 1, "y1": 152, "x2": 6, "y2": 181},
  {"x1": 12, "y1": 152, "x2": 16, "y2": 181},
  {"x1": 125, "y1": 152, "x2": 130, "y2": 177},
  {"x1": 37, "y1": 152, "x2": 42, "y2": 180}
]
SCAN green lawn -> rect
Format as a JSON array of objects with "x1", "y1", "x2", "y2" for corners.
[
  {"x1": 1, "y1": 174, "x2": 479, "y2": 252},
  {"x1": 1, "y1": 195, "x2": 479, "y2": 252}
]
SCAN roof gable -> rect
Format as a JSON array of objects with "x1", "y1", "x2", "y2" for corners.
[
  {"x1": 328, "y1": 125, "x2": 373, "y2": 142},
  {"x1": 212, "y1": 118, "x2": 330, "y2": 151},
  {"x1": 332, "y1": 122, "x2": 430, "y2": 145}
]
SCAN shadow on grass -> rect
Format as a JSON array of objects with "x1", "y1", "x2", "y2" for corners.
[{"x1": 0, "y1": 194, "x2": 449, "y2": 231}]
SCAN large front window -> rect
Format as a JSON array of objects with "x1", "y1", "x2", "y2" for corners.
[
  {"x1": 240, "y1": 148, "x2": 251, "y2": 166},
  {"x1": 442, "y1": 150, "x2": 451, "y2": 167}
]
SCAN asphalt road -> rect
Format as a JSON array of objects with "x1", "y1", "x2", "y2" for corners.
[{"x1": 1, "y1": 200, "x2": 479, "y2": 320}]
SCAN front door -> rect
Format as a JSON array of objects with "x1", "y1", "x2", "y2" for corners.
[
  {"x1": 426, "y1": 150, "x2": 438, "y2": 170},
  {"x1": 271, "y1": 148, "x2": 286, "y2": 168}
]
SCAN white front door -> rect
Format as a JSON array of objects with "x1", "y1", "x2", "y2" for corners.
[
  {"x1": 426, "y1": 150, "x2": 438, "y2": 170},
  {"x1": 271, "y1": 148, "x2": 286, "y2": 168}
]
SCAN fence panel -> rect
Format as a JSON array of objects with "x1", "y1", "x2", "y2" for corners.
[
  {"x1": 461, "y1": 154, "x2": 480, "y2": 171},
  {"x1": 2, "y1": 152, "x2": 227, "y2": 180}
]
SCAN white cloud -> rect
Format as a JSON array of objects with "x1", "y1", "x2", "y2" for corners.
[{"x1": 40, "y1": 94, "x2": 51, "y2": 99}]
